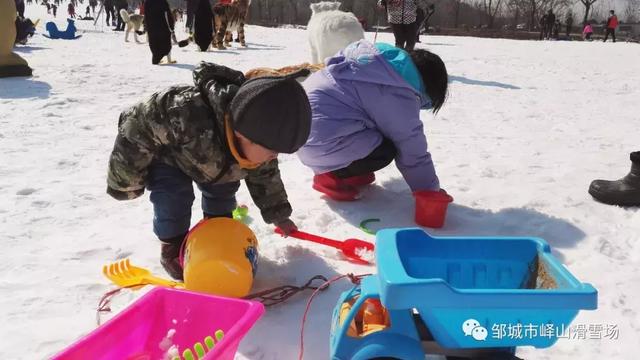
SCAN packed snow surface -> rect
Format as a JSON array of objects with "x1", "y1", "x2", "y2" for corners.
[{"x1": 1, "y1": 4, "x2": 639, "y2": 359}]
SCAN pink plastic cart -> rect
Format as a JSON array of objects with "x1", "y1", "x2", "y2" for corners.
[{"x1": 53, "y1": 287, "x2": 264, "y2": 360}]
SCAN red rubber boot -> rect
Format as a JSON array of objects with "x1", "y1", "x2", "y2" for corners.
[
  {"x1": 342, "y1": 172, "x2": 375, "y2": 187},
  {"x1": 312, "y1": 173, "x2": 359, "y2": 201}
]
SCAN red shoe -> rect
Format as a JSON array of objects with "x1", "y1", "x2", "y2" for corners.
[
  {"x1": 312, "y1": 173, "x2": 359, "y2": 201},
  {"x1": 342, "y1": 172, "x2": 375, "y2": 187}
]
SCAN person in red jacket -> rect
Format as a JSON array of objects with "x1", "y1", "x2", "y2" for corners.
[{"x1": 603, "y1": 10, "x2": 618, "y2": 43}]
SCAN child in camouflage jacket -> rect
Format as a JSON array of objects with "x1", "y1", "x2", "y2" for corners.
[{"x1": 107, "y1": 62, "x2": 311, "y2": 279}]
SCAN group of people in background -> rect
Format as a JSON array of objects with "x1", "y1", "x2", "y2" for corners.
[
  {"x1": 582, "y1": 11, "x2": 618, "y2": 42},
  {"x1": 539, "y1": 8, "x2": 619, "y2": 43},
  {"x1": 23, "y1": 0, "x2": 95, "y2": 19},
  {"x1": 14, "y1": 0, "x2": 624, "y2": 46},
  {"x1": 101, "y1": 0, "x2": 130, "y2": 31},
  {"x1": 23, "y1": 0, "x2": 129, "y2": 28},
  {"x1": 539, "y1": 9, "x2": 560, "y2": 40}
]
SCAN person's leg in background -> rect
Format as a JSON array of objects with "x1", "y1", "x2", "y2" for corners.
[
  {"x1": 111, "y1": 8, "x2": 117, "y2": 26},
  {"x1": 391, "y1": 23, "x2": 406, "y2": 49},
  {"x1": 404, "y1": 21, "x2": 418, "y2": 51},
  {"x1": 415, "y1": 8, "x2": 425, "y2": 43},
  {"x1": 17, "y1": 2, "x2": 26, "y2": 18},
  {"x1": 116, "y1": 6, "x2": 125, "y2": 30},
  {"x1": 147, "y1": 162, "x2": 196, "y2": 280},
  {"x1": 186, "y1": 0, "x2": 195, "y2": 32}
]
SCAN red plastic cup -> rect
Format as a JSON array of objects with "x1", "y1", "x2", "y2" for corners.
[{"x1": 413, "y1": 190, "x2": 454, "y2": 228}]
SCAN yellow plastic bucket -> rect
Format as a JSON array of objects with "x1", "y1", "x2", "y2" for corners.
[{"x1": 181, "y1": 218, "x2": 258, "y2": 298}]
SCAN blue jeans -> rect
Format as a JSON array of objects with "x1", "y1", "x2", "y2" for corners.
[{"x1": 147, "y1": 162, "x2": 240, "y2": 240}]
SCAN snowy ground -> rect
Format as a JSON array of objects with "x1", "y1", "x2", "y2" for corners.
[{"x1": 1, "y1": 4, "x2": 639, "y2": 360}]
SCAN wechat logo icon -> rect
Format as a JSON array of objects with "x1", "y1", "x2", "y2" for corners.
[{"x1": 462, "y1": 319, "x2": 488, "y2": 341}]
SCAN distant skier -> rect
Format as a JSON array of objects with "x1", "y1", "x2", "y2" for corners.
[
  {"x1": 603, "y1": 10, "x2": 618, "y2": 43},
  {"x1": 545, "y1": 9, "x2": 555, "y2": 39},
  {"x1": 68, "y1": 2, "x2": 76, "y2": 18},
  {"x1": 539, "y1": 13, "x2": 547, "y2": 40},
  {"x1": 565, "y1": 12, "x2": 573, "y2": 37},
  {"x1": 582, "y1": 22, "x2": 593, "y2": 40}
]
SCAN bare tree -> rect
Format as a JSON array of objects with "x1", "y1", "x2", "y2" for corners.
[
  {"x1": 527, "y1": 0, "x2": 546, "y2": 31},
  {"x1": 506, "y1": 0, "x2": 528, "y2": 27},
  {"x1": 548, "y1": 0, "x2": 572, "y2": 15},
  {"x1": 452, "y1": 0, "x2": 463, "y2": 28},
  {"x1": 476, "y1": 0, "x2": 504, "y2": 28},
  {"x1": 590, "y1": 0, "x2": 606, "y2": 23},
  {"x1": 624, "y1": 0, "x2": 640, "y2": 23},
  {"x1": 580, "y1": 0, "x2": 598, "y2": 25}
]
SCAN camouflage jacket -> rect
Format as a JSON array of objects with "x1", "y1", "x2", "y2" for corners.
[{"x1": 107, "y1": 62, "x2": 292, "y2": 224}]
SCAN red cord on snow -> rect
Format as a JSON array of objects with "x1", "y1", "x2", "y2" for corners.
[
  {"x1": 96, "y1": 285, "x2": 142, "y2": 325},
  {"x1": 299, "y1": 273, "x2": 369, "y2": 360}
]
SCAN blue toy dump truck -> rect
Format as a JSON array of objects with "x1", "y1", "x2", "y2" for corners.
[{"x1": 330, "y1": 228, "x2": 597, "y2": 360}]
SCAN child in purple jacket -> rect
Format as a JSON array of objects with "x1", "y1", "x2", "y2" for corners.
[{"x1": 298, "y1": 40, "x2": 449, "y2": 216}]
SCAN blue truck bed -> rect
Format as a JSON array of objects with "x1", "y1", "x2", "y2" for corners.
[{"x1": 376, "y1": 228, "x2": 597, "y2": 349}]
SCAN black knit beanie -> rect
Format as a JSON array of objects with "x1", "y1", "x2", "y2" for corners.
[{"x1": 230, "y1": 70, "x2": 312, "y2": 154}]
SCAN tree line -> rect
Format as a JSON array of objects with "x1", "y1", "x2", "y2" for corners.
[{"x1": 165, "y1": 0, "x2": 640, "y2": 31}]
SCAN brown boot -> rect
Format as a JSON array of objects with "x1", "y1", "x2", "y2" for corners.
[{"x1": 160, "y1": 234, "x2": 186, "y2": 281}]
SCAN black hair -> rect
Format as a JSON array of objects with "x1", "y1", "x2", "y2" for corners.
[{"x1": 409, "y1": 49, "x2": 448, "y2": 114}]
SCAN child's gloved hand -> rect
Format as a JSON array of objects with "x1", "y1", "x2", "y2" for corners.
[
  {"x1": 192, "y1": 62, "x2": 246, "y2": 90},
  {"x1": 275, "y1": 218, "x2": 298, "y2": 237}
]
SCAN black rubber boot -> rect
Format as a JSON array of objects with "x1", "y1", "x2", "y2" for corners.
[
  {"x1": 160, "y1": 233, "x2": 187, "y2": 281},
  {"x1": 589, "y1": 151, "x2": 640, "y2": 206}
]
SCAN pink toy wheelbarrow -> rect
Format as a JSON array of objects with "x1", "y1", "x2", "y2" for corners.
[{"x1": 53, "y1": 287, "x2": 264, "y2": 360}]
